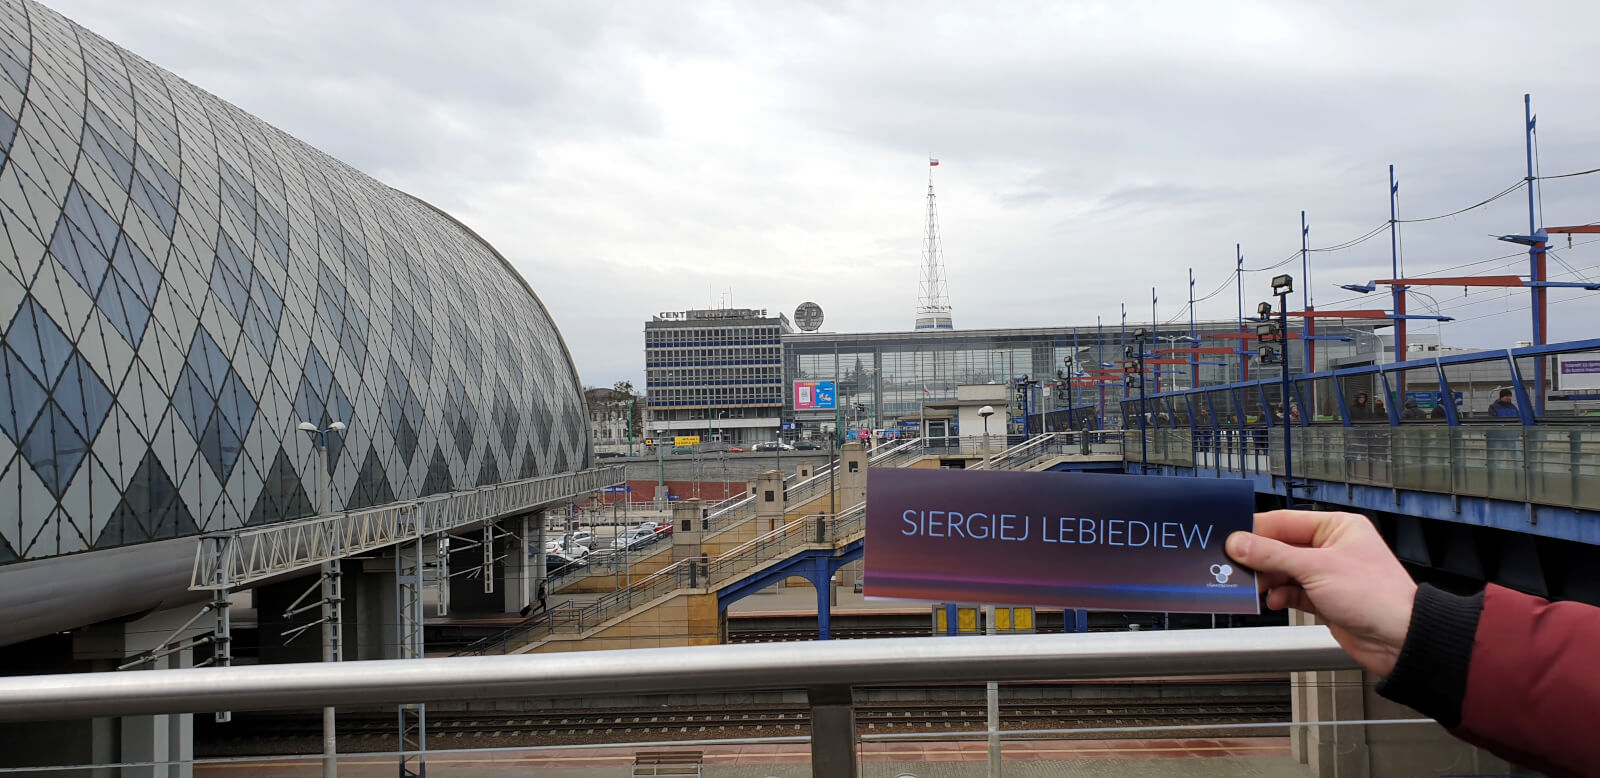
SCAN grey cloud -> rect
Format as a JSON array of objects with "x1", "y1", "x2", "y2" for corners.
[{"x1": 45, "y1": 0, "x2": 1600, "y2": 388}]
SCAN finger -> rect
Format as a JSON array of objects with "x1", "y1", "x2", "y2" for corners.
[
  {"x1": 1252, "y1": 510, "x2": 1333, "y2": 547},
  {"x1": 1227, "y1": 531, "x2": 1315, "y2": 579},
  {"x1": 1253, "y1": 570, "x2": 1293, "y2": 594},
  {"x1": 1266, "y1": 583, "x2": 1314, "y2": 614}
]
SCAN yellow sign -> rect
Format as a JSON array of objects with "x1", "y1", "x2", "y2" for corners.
[
  {"x1": 674, "y1": 435, "x2": 701, "y2": 447},
  {"x1": 643, "y1": 439, "x2": 655, "y2": 447}
]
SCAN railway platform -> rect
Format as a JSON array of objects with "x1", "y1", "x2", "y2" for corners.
[{"x1": 190, "y1": 737, "x2": 1302, "y2": 776}]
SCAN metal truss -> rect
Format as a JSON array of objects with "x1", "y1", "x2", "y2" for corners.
[
  {"x1": 191, "y1": 466, "x2": 623, "y2": 591},
  {"x1": 396, "y1": 538, "x2": 427, "y2": 777}
]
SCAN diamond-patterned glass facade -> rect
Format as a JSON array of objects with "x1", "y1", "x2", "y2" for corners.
[{"x1": 0, "y1": 0, "x2": 589, "y2": 565}]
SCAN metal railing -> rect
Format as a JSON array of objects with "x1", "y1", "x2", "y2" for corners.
[
  {"x1": 469, "y1": 504, "x2": 866, "y2": 655},
  {"x1": 0, "y1": 625, "x2": 1355, "y2": 778},
  {"x1": 1159, "y1": 425, "x2": 1600, "y2": 512},
  {"x1": 548, "y1": 441, "x2": 922, "y2": 597},
  {"x1": 192, "y1": 466, "x2": 625, "y2": 590}
]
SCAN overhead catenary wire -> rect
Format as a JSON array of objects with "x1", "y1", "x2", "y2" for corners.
[{"x1": 1155, "y1": 163, "x2": 1600, "y2": 323}]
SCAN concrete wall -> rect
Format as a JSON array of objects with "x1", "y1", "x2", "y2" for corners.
[
  {"x1": 527, "y1": 592, "x2": 720, "y2": 654},
  {"x1": 1288, "y1": 609, "x2": 1519, "y2": 777}
]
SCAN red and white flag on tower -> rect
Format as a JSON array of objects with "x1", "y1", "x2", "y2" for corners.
[{"x1": 929, "y1": 158, "x2": 939, "y2": 166}]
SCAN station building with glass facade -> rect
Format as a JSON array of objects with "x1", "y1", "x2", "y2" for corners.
[
  {"x1": 781, "y1": 321, "x2": 1385, "y2": 438},
  {"x1": 0, "y1": 0, "x2": 589, "y2": 641}
]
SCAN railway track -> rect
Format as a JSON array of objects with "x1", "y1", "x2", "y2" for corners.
[{"x1": 199, "y1": 695, "x2": 1289, "y2": 755}]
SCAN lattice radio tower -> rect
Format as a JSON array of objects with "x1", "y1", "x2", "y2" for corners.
[{"x1": 916, "y1": 157, "x2": 954, "y2": 330}]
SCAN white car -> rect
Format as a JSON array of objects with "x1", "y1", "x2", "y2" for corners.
[
  {"x1": 611, "y1": 527, "x2": 657, "y2": 550},
  {"x1": 568, "y1": 530, "x2": 595, "y2": 549}
]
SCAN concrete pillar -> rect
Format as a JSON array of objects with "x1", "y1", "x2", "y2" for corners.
[
  {"x1": 503, "y1": 514, "x2": 532, "y2": 614},
  {"x1": 446, "y1": 528, "x2": 500, "y2": 614},
  {"x1": 351, "y1": 555, "x2": 399, "y2": 660},
  {"x1": 1289, "y1": 608, "x2": 1517, "y2": 778},
  {"x1": 839, "y1": 442, "x2": 867, "y2": 509},
  {"x1": 755, "y1": 470, "x2": 784, "y2": 532},
  {"x1": 1289, "y1": 608, "x2": 1313, "y2": 766},
  {"x1": 672, "y1": 499, "x2": 705, "y2": 562},
  {"x1": 68, "y1": 606, "x2": 204, "y2": 778},
  {"x1": 796, "y1": 461, "x2": 814, "y2": 481}
]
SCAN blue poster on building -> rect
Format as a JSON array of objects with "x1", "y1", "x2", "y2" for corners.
[
  {"x1": 794, "y1": 380, "x2": 838, "y2": 410},
  {"x1": 814, "y1": 381, "x2": 837, "y2": 409}
]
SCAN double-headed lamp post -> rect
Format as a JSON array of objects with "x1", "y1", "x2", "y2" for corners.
[
  {"x1": 1126, "y1": 328, "x2": 1149, "y2": 471},
  {"x1": 1259, "y1": 272, "x2": 1296, "y2": 508},
  {"x1": 296, "y1": 419, "x2": 345, "y2": 778}
]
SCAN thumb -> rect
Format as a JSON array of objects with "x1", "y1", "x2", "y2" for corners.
[{"x1": 1226, "y1": 531, "x2": 1315, "y2": 579}]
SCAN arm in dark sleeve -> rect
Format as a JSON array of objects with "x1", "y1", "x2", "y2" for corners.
[{"x1": 1377, "y1": 583, "x2": 1600, "y2": 777}]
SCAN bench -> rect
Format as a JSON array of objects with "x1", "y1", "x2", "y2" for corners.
[{"x1": 631, "y1": 749, "x2": 704, "y2": 777}]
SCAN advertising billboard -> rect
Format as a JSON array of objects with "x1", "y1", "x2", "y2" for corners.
[
  {"x1": 865, "y1": 469, "x2": 1259, "y2": 614},
  {"x1": 673, "y1": 435, "x2": 701, "y2": 447},
  {"x1": 794, "y1": 380, "x2": 837, "y2": 410}
]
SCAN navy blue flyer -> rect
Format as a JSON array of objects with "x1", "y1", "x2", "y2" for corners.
[{"x1": 865, "y1": 469, "x2": 1260, "y2": 615}]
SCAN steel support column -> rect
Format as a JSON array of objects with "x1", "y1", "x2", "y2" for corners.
[
  {"x1": 320, "y1": 560, "x2": 342, "y2": 778},
  {"x1": 396, "y1": 540, "x2": 426, "y2": 777}
]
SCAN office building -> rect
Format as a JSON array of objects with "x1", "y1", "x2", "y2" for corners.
[{"x1": 644, "y1": 308, "x2": 792, "y2": 445}]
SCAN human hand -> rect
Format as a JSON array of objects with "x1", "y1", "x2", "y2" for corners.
[{"x1": 1226, "y1": 510, "x2": 1417, "y2": 677}]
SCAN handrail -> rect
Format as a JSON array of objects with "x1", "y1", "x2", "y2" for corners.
[
  {"x1": 968, "y1": 433, "x2": 1061, "y2": 470},
  {"x1": 192, "y1": 465, "x2": 624, "y2": 590},
  {"x1": 0, "y1": 625, "x2": 1354, "y2": 721},
  {"x1": 474, "y1": 503, "x2": 868, "y2": 654}
]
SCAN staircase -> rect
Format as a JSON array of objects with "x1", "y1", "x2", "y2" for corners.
[
  {"x1": 548, "y1": 439, "x2": 922, "y2": 594},
  {"x1": 465, "y1": 503, "x2": 867, "y2": 655}
]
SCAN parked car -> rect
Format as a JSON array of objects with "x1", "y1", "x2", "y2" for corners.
[
  {"x1": 726, "y1": 446, "x2": 745, "y2": 453},
  {"x1": 672, "y1": 446, "x2": 695, "y2": 455},
  {"x1": 545, "y1": 552, "x2": 587, "y2": 578},
  {"x1": 753, "y1": 441, "x2": 778, "y2": 451},
  {"x1": 568, "y1": 530, "x2": 595, "y2": 549},
  {"x1": 611, "y1": 527, "x2": 658, "y2": 550},
  {"x1": 794, "y1": 440, "x2": 822, "y2": 450}
]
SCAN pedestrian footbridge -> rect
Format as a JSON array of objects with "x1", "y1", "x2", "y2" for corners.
[{"x1": 1122, "y1": 337, "x2": 1600, "y2": 603}]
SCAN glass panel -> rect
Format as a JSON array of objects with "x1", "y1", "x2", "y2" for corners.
[
  {"x1": 1260, "y1": 381, "x2": 1284, "y2": 427},
  {"x1": 1303, "y1": 375, "x2": 1339, "y2": 423},
  {"x1": 8, "y1": 297, "x2": 74, "y2": 386},
  {"x1": 1451, "y1": 427, "x2": 1524, "y2": 500},
  {"x1": 0, "y1": 346, "x2": 48, "y2": 442},
  {"x1": 1237, "y1": 385, "x2": 1266, "y2": 427},
  {"x1": 1442, "y1": 354, "x2": 1518, "y2": 422},
  {"x1": 1338, "y1": 371, "x2": 1385, "y2": 424},
  {"x1": 1391, "y1": 425, "x2": 1451, "y2": 493},
  {"x1": 1344, "y1": 425, "x2": 1393, "y2": 486},
  {"x1": 1300, "y1": 425, "x2": 1346, "y2": 481},
  {"x1": 1388, "y1": 363, "x2": 1449, "y2": 423}
]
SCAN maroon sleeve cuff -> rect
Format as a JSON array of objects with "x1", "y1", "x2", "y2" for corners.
[{"x1": 1374, "y1": 584, "x2": 1483, "y2": 727}]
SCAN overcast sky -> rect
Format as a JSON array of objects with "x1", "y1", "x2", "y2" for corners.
[{"x1": 48, "y1": 0, "x2": 1600, "y2": 387}]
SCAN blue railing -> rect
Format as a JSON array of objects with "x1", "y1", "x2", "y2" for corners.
[{"x1": 1119, "y1": 338, "x2": 1600, "y2": 430}]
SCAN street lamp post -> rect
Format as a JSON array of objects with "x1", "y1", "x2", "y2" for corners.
[
  {"x1": 978, "y1": 405, "x2": 995, "y2": 461},
  {"x1": 1127, "y1": 329, "x2": 1149, "y2": 472},
  {"x1": 1259, "y1": 273, "x2": 1297, "y2": 508},
  {"x1": 297, "y1": 419, "x2": 346, "y2": 778}
]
